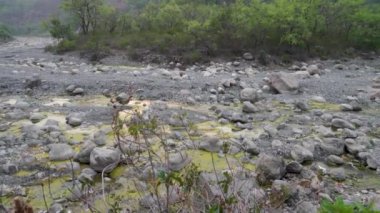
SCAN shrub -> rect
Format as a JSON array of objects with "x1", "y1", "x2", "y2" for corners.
[
  {"x1": 0, "y1": 24, "x2": 12, "y2": 42},
  {"x1": 54, "y1": 39, "x2": 76, "y2": 54},
  {"x1": 44, "y1": 18, "x2": 74, "y2": 40},
  {"x1": 320, "y1": 197, "x2": 380, "y2": 213}
]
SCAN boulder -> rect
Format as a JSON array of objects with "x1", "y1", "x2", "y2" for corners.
[
  {"x1": 240, "y1": 88, "x2": 258, "y2": 103},
  {"x1": 345, "y1": 139, "x2": 365, "y2": 155},
  {"x1": 243, "y1": 52, "x2": 254, "y2": 60},
  {"x1": 78, "y1": 168, "x2": 98, "y2": 183},
  {"x1": 307, "y1": 65, "x2": 322, "y2": 75},
  {"x1": 29, "y1": 113, "x2": 45, "y2": 124},
  {"x1": 66, "y1": 113, "x2": 83, "y2": 127},
  {"x1": 90, "y1": 147, "x2": 120, "y2": 173},
  {"x1": 242, "y1": 101, "x2": 259, "y2": 113},
  {"x1": 326, "y1": 155, "x2": 345, "y2": 166},
  {"x1": 291, "y1": 145, "x2": 314, "y2": 163},
  {"x1": 48, "y1": 144, "x2": 75, "y2": 161},
  {"x1": 244, "y1": 140, "x2": 260, "y2": 155},
  {"x1": 256, "y1": 154, "x2": 286, "y2": 185},
  {"x1": 331, "y1": 118, "x2": 355, "y2": 130},
  {"x1": 93, "y1": 130, "x2": 107, "y2": 146},
  {"x1": 366, "y1": 148, "x2": 380, "y2": 170},
  {"x1": 199, "y1": 137, "x2": 222, "y2": 153},
  {"x1": 329, "y1": 168, "x2": 346, "y2": 181},
  {"x1": 286, "y1": 161, "x2": 303, "y2": 174},
  {"x1": 268, "y1": 72, "x2": 299, "y2": 94}
]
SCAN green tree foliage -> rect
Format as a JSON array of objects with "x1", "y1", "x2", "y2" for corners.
[
  {"x1": 44, "y1": 18, "x2": 73, "y2": 40},
  {"x1": 0, "y1": 23, "x2": 12, "y2": 42},
  {"x1": 61, "y1": 0, "x2": 106, "y2": 34},
  {"x1": 52, "y1": 0, "x2": 380, "y2": 57}
]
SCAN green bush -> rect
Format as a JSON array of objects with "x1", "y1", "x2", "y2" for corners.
[
  {"x1": 0, "y1": 24, "x2": 12, "y2": 42},
  {"x1": 320, "y1": 198, "x2": 380, "y2": 213},
  {"x1": 52, "y1": 0, "x2": 380, "y2": 62},
  {"x1": 44, "y1": 18, "x2": 74, "y2": 40},
  {"x1": 55, "y1": 39, "x2": 77, "y2": 54}
]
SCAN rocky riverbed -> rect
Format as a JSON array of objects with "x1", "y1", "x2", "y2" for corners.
[{"x1": 0, "y1": 37, "x2": 380, "y2": 212}]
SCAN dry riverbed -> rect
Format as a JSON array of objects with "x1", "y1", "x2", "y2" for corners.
[{"x1": 0, "y1": 37, "x2": 380, "y2": 212}]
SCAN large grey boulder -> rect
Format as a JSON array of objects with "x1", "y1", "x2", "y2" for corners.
[
  {"x1": 48, "y1": 144, "x2": 75, "y2": 161},
  {"x1": 331, "y1": 118, "x2": 355, "y2": 130},
  {"x1": 29, "y1": 113, "x2": 45, "y2": 124},
  {"x1": 256, "y1": 154, "x2": 286, "y2": 185},
  {"x1": 90, "y1": 147, "x2": 120, "y2": 173},
  {"x1": 240, "y1": 88, "x2": 258, "y2": 103},
  {"x1": 66, "y1": 113, "x2": 83, "y2": 127},
  {"x1": 268, "y1": 72, "x2": 299, "y2": 94},
  {"x1": 366, "y1": 148, "x2": 380, "y2": 170},
  {"x1": 199, "y1": 137, "x2": 222, "y2": 153},
  {"x1": 291, "y1": 145, "x2": 314, "y2": 163}
]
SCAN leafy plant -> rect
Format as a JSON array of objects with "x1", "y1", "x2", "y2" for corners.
[{"x1": 320, "y1": 197, "x2": 380, "y2": 213}]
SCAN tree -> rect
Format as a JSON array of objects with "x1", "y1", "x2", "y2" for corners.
[{"x1": 61, "y1": 0, "x2": 104, "y2": 34}]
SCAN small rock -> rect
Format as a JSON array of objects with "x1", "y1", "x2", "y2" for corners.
[
  {"x1": 72, "y1": 87, "x2": 84, "y2": 95},
  {"x1": 340, "y1": 104, "x2": 353, "y2": 111},
  {"x1": 334, "y1": 64, "x2": 346, "y2": 70},
  {"x1": 243, "y1": 52, "x2": 254, "y2": 60},
  {"x1": 329, "y1": 168, "x2": 346, "y2": 181},
  {"x1": 93, "y1": 131, "x2": 107, "y2": 146},
  {"x1": 116, "y1": 92, "x2": 132, "y2": 105},
  {"x1": 242, "y1": 101, "x2": 258, "y2": 113},
  {"x1": 286, "y1": 161, "x2": 303, "y2": 174},
  {"x1": 326, "y1": 155, "x2": 345, "y2": 166}
]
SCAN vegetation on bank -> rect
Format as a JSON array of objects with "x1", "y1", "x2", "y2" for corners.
[
  {"x1": 0, "y1": 23, "x2": 12, "y2": 42},
  {"x1": 46, "y1": 0, "x2": 380, "y2": 62},
  {"x1": 320, "y1": 197, "x2": 380, "y2": 213}
]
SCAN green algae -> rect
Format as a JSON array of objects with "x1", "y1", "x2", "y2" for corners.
[
  {"x1": 195, "y1": 121, "x2": 234, "y2": 138},
  {"x1": 110, "y1": 166, "x2": 126, "y2": 179},
  {"x1": 187, "y1": 150, "x2": 246, "y2": 172},
  {"x1": 15, "y1": 170, "x2": 35, "y2": 177},
  {"x1": 26, "y1": 177, "x2": 71, "y2": 211},
  {"x1": 309, "y1": 101, "x2": 340, "y2": 111},
  {"x1": 352, "y1": 175, "x2": 380, "y2": 189}
]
